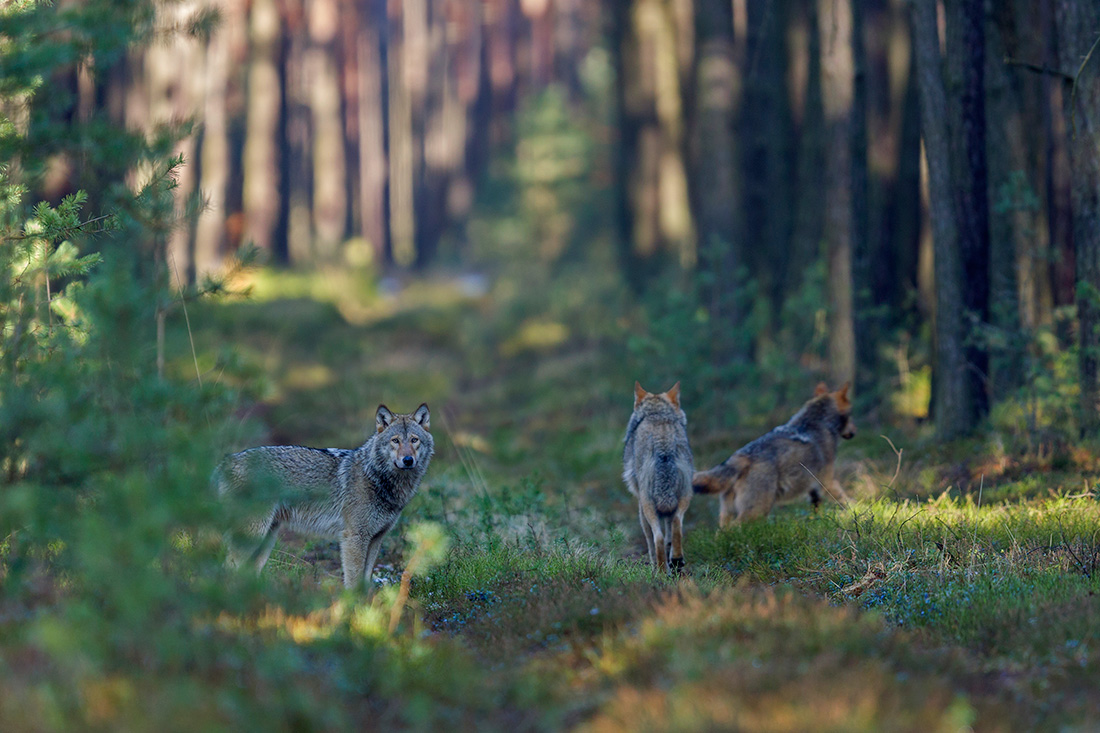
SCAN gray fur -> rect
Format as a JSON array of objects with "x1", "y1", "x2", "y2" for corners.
[
  {"x1": 693, "y1": 386, "x2": 855, "y2": 526},
  {"x1": 215, "y1": 403, "x2": 434, "y2": 589},
  {"x1": 622, "y1": 382, "x2": 694, "y2": 573}
]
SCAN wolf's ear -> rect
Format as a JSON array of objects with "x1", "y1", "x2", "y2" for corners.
[
  {"x1": 414, "y1": 403, "x2": 431, "y2": 430},
  {"x1": 665, "y1": 381, "x2": 681, "y2": 407},
  {"x1": 814, "y1": 382, "x2": 829, "y2": 397},
  {"x1": 836, "y1": 382, "x2": 851, "y2": 409},
  {"x1": 376, "y1": 404, "x2": 395, "y2": 433},
  {"x1": 634, "y1": 381, "x2": 647, "y2": 407}
]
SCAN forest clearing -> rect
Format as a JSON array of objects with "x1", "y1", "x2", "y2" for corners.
[{"x1": 5, "y1": 0, "x2": 1100, "y2": 730}]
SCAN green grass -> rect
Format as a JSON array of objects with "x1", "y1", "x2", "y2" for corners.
[
  {"x1": 8, "y1": 257, "x2": 1100, "y2": 731},
  {"x1": 157, "y1": 263, "x2": 1100, "y2": 729}
]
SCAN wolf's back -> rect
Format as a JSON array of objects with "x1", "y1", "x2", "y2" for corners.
[
  {"x1": 216, "y1": 445, "x2": 349, "y2": 497},
  {"x1": 649, "y1": 449, "x2": 692, "y2": 514},
  {"x1": 632, "y1": 426, "x2": 693, "y2": 514}
]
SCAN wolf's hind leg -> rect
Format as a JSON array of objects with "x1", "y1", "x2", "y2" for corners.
[
  {"x1": 638, "y1": 502, "x2": 656, "y2": 566},
  {"x1": 816, "y1": 465, "x2": 851, "y2": 505},
  {"x1": 733, "y1": 470, "x2": 778, "y2": 522},
  {"x1": 249, "y1": 524, "x2": 281, "y2": 572},
  {"x1": 718, "y1": 491, "x2": 736, "y2": 528},
  {"x1": 670, "y1": 506, "x2": 687, "y2": 574}
]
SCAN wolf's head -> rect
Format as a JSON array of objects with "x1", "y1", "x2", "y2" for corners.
[
  {"x1": 632, "y1": 381, "x2": 684, "y2": 416},
  {"x1": 375, "y1": 403, "x2": 434, "y2": 471},
  {"x1": 813, "y1": 382, "x2": 856, "y2": 440}
]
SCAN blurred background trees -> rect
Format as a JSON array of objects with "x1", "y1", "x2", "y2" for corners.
[{"x1": 5, "y1": 0, "x2": 1100, "y2": 439}]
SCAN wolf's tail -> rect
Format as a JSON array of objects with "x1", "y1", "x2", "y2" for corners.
[
  {"x1": 652, "y1": 452, "x2": 689, "y2": 514},
  {"x1": 692, "y1": 455, "x2": 751, "y2": 494}
]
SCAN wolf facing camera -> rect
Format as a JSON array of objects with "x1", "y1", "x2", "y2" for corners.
[{"x1": 215, "y1": 403, "x2": 434, "y2": 589}]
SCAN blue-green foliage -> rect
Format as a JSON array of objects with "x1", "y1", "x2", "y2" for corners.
[
  {"x1": 627, "y1": 258, "x2": 831, "y2": 430},
  {"x1": 1, "y1": 3, "x2": 546, "y2": 730}
]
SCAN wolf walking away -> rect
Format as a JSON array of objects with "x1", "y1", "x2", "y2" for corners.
[
  {"x1": 693, "y1": 383, "x2": 855, "y2": 527},
  {"x1": 623, "y1": 381, "x2": 694, "y2": 573},
  {"x1": 215, "y1": 403, "x2": 434, "y2": 589}
]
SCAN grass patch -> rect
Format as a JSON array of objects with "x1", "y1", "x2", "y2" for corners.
[{"x1": 61, "y1": 261, "x2": 1100, "y2": 730}]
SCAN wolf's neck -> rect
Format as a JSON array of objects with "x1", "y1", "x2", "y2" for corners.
[
  {"x1": 357, "y1": 445, "x2": 422, "y2": 505},
  {"x1": 786, "y1": 400, "x2": 822, "y2": 429}
]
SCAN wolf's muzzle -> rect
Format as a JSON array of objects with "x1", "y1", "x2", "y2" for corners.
[{"x1": 402, "y1": 456, "x2": 415, "y2": 468}]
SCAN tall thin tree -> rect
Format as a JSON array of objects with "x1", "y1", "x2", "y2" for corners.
[
  {"x1": 1055, "y1": 0, "x2": 1100, "y2": 435},
  {"x1": 693, "y1": 0, "x2": 742, "y2": 359},
  {"x1": 910, "y1": 0, "x2": 975, "y2": 437},
  {"x1": 818, "y1": 0, "x2": 856, "y2": 388}
]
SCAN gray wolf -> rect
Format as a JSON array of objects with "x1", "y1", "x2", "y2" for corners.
[
  {"x1": 622, "y1": 381, "x2": 694, "y2": 573},
  {"x1": 215, "y1": 403, "x2": 434, "y2": 589},
  {"x1": 692, "y1": 383, "x2": 855, "y2": 527}
]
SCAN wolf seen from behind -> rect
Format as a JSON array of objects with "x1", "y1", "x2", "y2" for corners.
[
  {"x1": 693, "y1": 383, "x2": 855, "y2": 527},
  {"x1": 215, "y1": 403, "x2": 433, "y2": 589},
  {"x1": 623, "y1": 381, "x2": 694, "y2": 574}
]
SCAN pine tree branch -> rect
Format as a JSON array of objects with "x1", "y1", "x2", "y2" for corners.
[
  {"x1": 1, "y1": 212, "x2": 117, "y2": 243},
  {"x1": 1002, "y1": 56, "x2": 1074, "y2": 81},
  {"x1": 1069, "y1": 32, "x2": 1100, "y2": 138}
]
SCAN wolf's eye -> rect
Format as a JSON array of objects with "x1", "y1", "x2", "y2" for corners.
[
  {"x1": 410, "y1": 436, "x2": 419, "y2": 445},
  {"x1": 391, "y1": 437, "x2": 400, "y2": 445}
]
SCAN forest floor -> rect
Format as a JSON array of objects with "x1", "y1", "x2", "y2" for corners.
[{"x1": 154, "y1": 262, "x2": 1100, "y2": 732}]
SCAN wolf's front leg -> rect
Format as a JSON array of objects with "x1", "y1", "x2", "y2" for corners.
[
  {"x1": 640, "y1": 502, "x2": 667, "y2": 571},
  {"x1": 362, "y1": 521, "x2": 395, "y2": 587},
  {"x1": 340, "y1": 529, "x2": 368, "y2": 589}
]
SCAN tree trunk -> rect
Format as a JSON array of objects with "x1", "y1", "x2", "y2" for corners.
[
  {"x1": 306, "y1": 0, "x2": 347, "y2": 260},
  {"x1": 194, "y1": 0, "x2": 233, "y2": 280},
  {"x1": 984, "y1": 3, "x2": 1026, "y2": 399},
  {"x1": 849, "y1": 0, "x2": 871, "y2": 389},
  {"x1": 693, "y1": 0, "x2": 742, "y2": 358},
  {"x1": 818, "y1": 0, "x2": 856, "y2": 389},
  {"x1": 948, "y1": 0, "x2": 990, "y2": 419},
  {"x1": 886, "y1": 26, "x2": 924, "y2": 320},
  {"x1": 387, "y1": 0, "x2": 423, "y2": 267},
  {"x1": 416, "y1": 1, "x2": 462, "y2": 269},
  {"x1": 1055, "y1": 0, "x2": 1100, "y2": 436},
  {"x1": 612, "y1": 0, "x2": 694, "y2": 293},
  {"x1": 242, "y1": 0, "x2": 285, "y2": 260},
  {"x1": 358, "y1": 0, "x2": 391, "y2": 264},
  {"x1": 910, "y1": 0, "x2": 974, "y2": 438},
  {"x1": 788, "y1": 0, "x2": 825, "y2": 296},
  {"x1": 741, "y1": 0, "x2": 792, "y2": 324},
  {"x1": 283, "y1": 4, "x2": 312, "y2": 265}
]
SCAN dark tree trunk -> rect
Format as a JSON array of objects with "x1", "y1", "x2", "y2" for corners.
[
  {"x1": 910, "y1": 0, "x2": 975, "y2": 438},
  {"x1": 850, "y1": 0, "x2": 871, "y2": 390},
  {"x1": 693, "y1": 0, "x2": 742, "y2": 358},
  {"x1": 1055, "y1": 0, "x2": 1100, "y2": 435},
  {"x1": 741, "y1": 0, "x2": 792, "y2": 320},
  {"x1": 984, "y1": 3, "x2": 1027, "y2": 399},
  {"x1": 788, "y1": 0, "x2": 825, "y2": 296},
  {"x1": 885, "y1": 37, "x2": 924, "y2": 320},
  {"x1": 949, "y1": 0, "x2": 991, "y2": 420}
]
